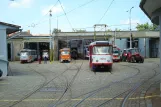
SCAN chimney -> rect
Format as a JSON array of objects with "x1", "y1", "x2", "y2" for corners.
[{"x1": 27, "y1": 30, "x2": 30, "y2": 34}]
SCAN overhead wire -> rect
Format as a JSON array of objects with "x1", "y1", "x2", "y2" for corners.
[
  {"x1": 58, "y1": 0, "x2": 74, "y2": 31},
  {"x1": 65, "y1": 0, "x2": 97, "y2": 14},
  {"x1": 95, "y1": 0, "x2": 115, "y2": 32},
  {"x1": 27, "y1": 0, "x2": 98, "y2": 28},
  {"x1": 27, "y1": 0, "x2": 59, "y2": 28},
  {"x1": 26, "y1": 0, "x2": 140, "y2": 31},
  {"x1": 97, "y1": 0, "x2": 115, "y2": 24}
]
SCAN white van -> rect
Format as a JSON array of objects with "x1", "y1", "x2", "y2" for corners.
[{"x1": 42, "y1": 50, "x2": 49, "y2": 60}]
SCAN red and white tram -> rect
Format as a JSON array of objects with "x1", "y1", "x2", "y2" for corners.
[
  {"x1": 20, "y1": 49, "x2": 37, "y2": 63},
  {"x1": 113, "y1": 46, "x2": 122, "y2": 62},
  {"x1": 89, "y1": 41, "x2": 113, "y2": 71}
]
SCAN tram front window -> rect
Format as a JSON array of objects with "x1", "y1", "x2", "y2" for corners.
[
  {"x1": 113, "y1": 48, "x2": 120, "y2": 55},
  {"x1": 43, "y1": 52, "x2": 48, "y2": 56},
  {"x1": 93, "y1": 46, "x2": 112, "y2": 54},
  {"x1": 20, "y1": 52, "x2": 28, "y2": 56},
  {"x1": 61, "y1": 51, "x2": 70, "y2": 55}
]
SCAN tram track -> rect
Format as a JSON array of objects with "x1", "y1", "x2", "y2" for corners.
[
  {"x1": 120, "y1": 63, "x2": 160, "y2": 107},
  {"x1": 60, "y1": 62, "x2": 159, "y2": 107},
  {"x1": 143, "y1": 63, "x2": 160, "y2": 107},
  {"x1": 3, "y1": 60, "x2": 160, "y2": 107},
  {"x1": 8, "y1": 60, "x2": 78, "y2": 107},
  {"x1": 52, "y1": 60, "x2": 84, "y2": 107},
  {"x1": 94, "y1": 63, "x2": 160, "y2": 107},
  {"x1": 53, "y1": 63, "x2": 141, "y2": 107},
  {"x1": 94, "y1": 64, "x2": 142, "y2": 107}
]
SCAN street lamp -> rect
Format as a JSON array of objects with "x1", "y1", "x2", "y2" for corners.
[
  {"x1": 127, "y1": 7, "x2": 134, "y2": 48},
  {"x1": 49, "y1": 10, "x2": 52, "y2": 62}
]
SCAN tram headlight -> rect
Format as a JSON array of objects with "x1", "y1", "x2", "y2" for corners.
[
  {"x1": 107, "y1": 60, "x2": 110, "y2": 62},
  {"x1": 96, "y1": 60, "x2": 98, "y2": 62}
]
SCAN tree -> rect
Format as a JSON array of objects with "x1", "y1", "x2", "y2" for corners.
[
  {"x1": 136, "y1": 22, "x2": 158, "y2": 31},
  {"x1": 52, "y1": 28, "x2": 61, "y2": 34},
  {"x1": 115, "y1": 28, "x2": 121, "y2": 31},
  {"x1": 106, "y1": 29, "x2": 112, "y2": 31}
]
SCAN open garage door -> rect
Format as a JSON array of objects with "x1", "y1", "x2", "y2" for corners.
[
  {"x1": 57, "y1": 40, "x2": 68, "y2": 60},
  {"x1": 24, "y1": 42, "x2": 49, "y2": 60}
]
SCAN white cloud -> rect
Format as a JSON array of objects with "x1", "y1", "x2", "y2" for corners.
[
  {"x1": 120, "y1": 19, "x2": 140, "y2": 25},
  {"x1": 9, "y1": 0, "x2": 33, "y2": 8},
  {"x1": 42, "y1": 5, "x2": 63, "y2": 16}
]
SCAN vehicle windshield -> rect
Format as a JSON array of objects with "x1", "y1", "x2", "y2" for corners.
[
  {"x1": 113, "y1": 48, "x2": 120, "y2": 54},
  {"x1": 43, "y1": 52, "x2": 48, "y2": 55},
  {"x1": 131, "y1": 49, "x2": 138, "y2": 54},
  {"x1": 61, "y1": 51, "x2": 70, "y2": 55},
  {"x1": 20, "y1": 51, "x2": 28, "y2": 56},
  {"x1": 123, "y1": 50, "x2": 127, "y2": 53},
  {"x1": 131, "y1": 49, "x2": 139, "y2": 54},
  {"x1": 93, "y1": 46, "x2": 112, "y2": 54}
]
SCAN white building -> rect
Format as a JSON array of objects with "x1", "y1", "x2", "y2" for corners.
[
  {"x1": 0, "y1": 21, "x2": 20, "y2": 78},
  {"x1": 140, "y1": 0, "x2": 161, "y2": 95}
]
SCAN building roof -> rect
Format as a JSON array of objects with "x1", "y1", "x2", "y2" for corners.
[
  {"x1": 140, "y1": 0, "x2": 161, "y2": 25},
  {"x1": 0, "y1": 21, "x2": 21, "y2": 34},
  {"x1": 0, "y1": 21, "x2": 21, "y2": 28},
  {"x1": 9, "y1": 31, "x2": 32, "y2": 37}
]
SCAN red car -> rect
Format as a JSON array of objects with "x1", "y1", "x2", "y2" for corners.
[
  {"x1": 121, "y1": 49, "x2": 128, "y2": 62},
  {"x1": 126, "y1": 48, "x2": 144, "y2": 63},
  {"x1": 113, "y1": 46, "x2": 121, "y2": 62}
]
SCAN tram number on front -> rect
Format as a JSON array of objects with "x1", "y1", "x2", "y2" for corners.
[{"x1": 100, "y1": 58, "x2": 106, "y2": 60}]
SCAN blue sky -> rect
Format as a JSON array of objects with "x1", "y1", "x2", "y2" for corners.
[{"x1": 0, "y1": 0, "x2": 151, "y2": 34}]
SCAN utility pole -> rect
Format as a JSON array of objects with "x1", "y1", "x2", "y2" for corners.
[
  {"x1": 57, "y1": 16, "x2": 58, "y2": 30},
  {"x1": 144, "y1": 38, "x2": 146, "y2": 58},
  {"x1": 94, "y1": 25, "x2": 96, "y2": 41},
  {"x1": 49, "y1": 10, "x2": 52, "y2": 62},
  {"x1": 114, "y1": 28, "x2": 116, "y2": 46},
  {"x1": 105, "y1": 25, "x2": 107, "y2": 40},
  {"x1": 127, "y1": 7, "x2": 134, "y2": 48}
]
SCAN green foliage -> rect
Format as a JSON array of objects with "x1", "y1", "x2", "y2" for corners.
[
  {"x1": 52, "y1": 28, "x2": 61, "y2": 34},
  {"x1": 115, "y1": 28, "x2": 121, "y2": 31},
  {"x1": 106, "y1": 29, "x2": 112, "y2": 31},
  {"x1": 136, "y1": 22, "x2": 158, "y2": 31}
]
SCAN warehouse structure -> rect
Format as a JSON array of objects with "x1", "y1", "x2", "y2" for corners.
[{"x1": 8, "y1": 30, "x2": 160, "y2": 61}]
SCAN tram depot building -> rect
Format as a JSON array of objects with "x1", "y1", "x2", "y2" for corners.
[{"x1": 7, "y1": 30, "x2": 160, "y2": 61}]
